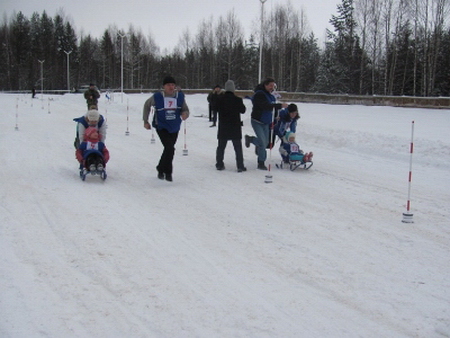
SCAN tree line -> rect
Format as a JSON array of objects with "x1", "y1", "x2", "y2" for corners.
[{"x1": 1, "y1": 0, "x2": 449, "y2": 96}]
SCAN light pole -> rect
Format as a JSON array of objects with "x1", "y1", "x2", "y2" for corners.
[
  {"x1": 64, "y1": 50, "x2": 72, "y2": 93},
  {"x1": 258, "y1": 0, "x2": 268, "y2": 84},
  {"x1": 38, "y1": 59, "x2": 45, "y2": 99},
  {"x1": 118, "y1": 32, "x2": 126, "y2": 103}
]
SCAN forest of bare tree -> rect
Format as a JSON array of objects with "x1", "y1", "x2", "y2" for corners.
[{"x1": 1, "y1": 0, "x2": 449, "y2": 96}]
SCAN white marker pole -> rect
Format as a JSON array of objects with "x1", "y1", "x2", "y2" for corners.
[
  {"x1": 183, "y1": 119, "x2": 188, "y2": 156},
  {"x1": 402, "y1": 120, "x2": 414, "y2": 223},
  {"x1": 15, "y1": 97, "x2": 19, "y2": 131},
  {"x1": 125, "y1": 98, "x2": 130, "y2": 136},
  {"x1": 265, "y1": 108, "x2": 276, "y2": 183},
  {"x1": 150, "y1": 106, "x2": 156, "y2": 144}
]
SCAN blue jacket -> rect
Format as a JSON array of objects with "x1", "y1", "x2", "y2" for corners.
[
  {"x1": 73, "y1": 115, "x2": 105, "y2": 129},
  {"x1": 78, "y1": 141, "x2": 107, "y2": 160},
  {"x1": 274, "y1": 108, "x2": 298, "y2": 138},
  {"x1": 152, "y1": 91, "x2": 185, "y2": 133}
]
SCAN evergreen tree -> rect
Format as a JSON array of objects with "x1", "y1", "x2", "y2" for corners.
[{"x1": 10, "y1": 12, "x2": 31, "y2": 89}]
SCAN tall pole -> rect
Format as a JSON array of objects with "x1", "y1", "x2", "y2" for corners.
[
  {"x1": 118, "y1": 32, "x2": 126, "y2": 103},
  {"x1": 258, "y1": 0, "x2": 268, "y2": 84},
  {"x1": 38, "y1": 59, "x2": 45, "y2": 99},
  {"x1": 402, "y1": 121, "x2": 415, "y2": 223},
  {"x1": 64, "y1": 50, "x2": 72, "y2": 93}
]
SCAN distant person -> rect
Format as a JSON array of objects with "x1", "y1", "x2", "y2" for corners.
[
  {"x1": 245, "y1": 77, "x2": 287, "y2": 170},
  {"x1": 142, "y1": 76, "x2": 190, "y2": 182},
  {"x1": 215, "y1": 80, "x2": 247, "y2": 172},
  {"x1": 84, "y1": 83, "x2": 100, "y2": 109},
  {"x1": 73, "y1": 109, "x2": 107, "y2": 148},
  {"x1": 207, "y1": 85, "x2": 222, "y2": 127},
  {"x1": 32, "y1": 87, "x2": 36, "y2": 99}
]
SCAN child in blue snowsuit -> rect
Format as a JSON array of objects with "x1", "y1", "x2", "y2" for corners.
[{"x1": 279, "y1": 132, "x2": 313, "y2": 163}]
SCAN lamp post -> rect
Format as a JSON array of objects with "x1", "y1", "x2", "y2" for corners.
[
  {"x1": 118, "y1": 32, "x2": 126, "y2": 103},
  {"x1": 64, "y1": 50, "x2": 72, "y2": 93},
  {"x1": 38, "y1": 59, "x2": 45, "y2": 99},
  {"x1": 258, "y1": 0, "x2": 268, "y2": 84}
]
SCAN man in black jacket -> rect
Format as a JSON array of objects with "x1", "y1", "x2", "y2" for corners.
[{"x1": 215, "y1": 80, "x2": 247, "y2": 172}]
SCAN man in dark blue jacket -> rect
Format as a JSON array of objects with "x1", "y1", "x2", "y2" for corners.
[
  {"x1": 143, "y1": 76, "x2": 190, "y2": 182},
  {"x1": 245, "y1": 78, "x2": 287, "y2": 170}
]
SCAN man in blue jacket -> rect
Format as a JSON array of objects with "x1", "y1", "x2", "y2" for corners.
[
  {"x1": 143, "y1": 76, "x2": 190, "y2": 182},
  {"x1": 245, "y1": 78, "x2": 287, "y2": 170}
]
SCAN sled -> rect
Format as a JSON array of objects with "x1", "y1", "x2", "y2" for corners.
[
  {"x1": 79, "y1": 166, "x2": 107, "y2": 181},
  {"x1": 276, "y1": 160, "x2": 313, "y2": 171}
]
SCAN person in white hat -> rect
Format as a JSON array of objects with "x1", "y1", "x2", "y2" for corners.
[{"x1": 72, "y1": 108, "x2": 107, "y2": 148}]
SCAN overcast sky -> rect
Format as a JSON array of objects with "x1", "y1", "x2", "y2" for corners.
[{"x1": 2, "y1": 0, "x2": 339, "y2": 52}]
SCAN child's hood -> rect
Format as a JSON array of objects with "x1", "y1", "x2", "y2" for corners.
[{"x1": 84, "y1": 126, "x2": 100, "y2": 141}]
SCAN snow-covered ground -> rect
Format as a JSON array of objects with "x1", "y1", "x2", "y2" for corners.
[{"x1": 1, "y1": 92, "x2": 449, "y2": 337}]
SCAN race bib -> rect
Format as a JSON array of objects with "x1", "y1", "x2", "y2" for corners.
[
  {"x1": 87, "y1": 141, "x2": 99, "y2": 150},
  {"x1": 164, "y1": 97, "x2": 177, "y2": 120},
  {"x1": 290, "y1": 143, "x2": 299, "y2": 153}
]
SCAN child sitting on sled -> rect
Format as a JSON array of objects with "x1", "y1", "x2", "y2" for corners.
[
  {"x1": 279, "y1": 132, "x2": 313, "y2": 163},
  {"x1": 76, "y1": 127, "x2": 110, "y2": 172}
]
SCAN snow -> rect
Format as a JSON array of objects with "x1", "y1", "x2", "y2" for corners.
[{"x1": 1, "y1": 92, "x2": 449, "y2": 337}]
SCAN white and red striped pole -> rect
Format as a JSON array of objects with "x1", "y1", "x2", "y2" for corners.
[
  {"x1": 265, "y1": 108, "x2": 276, "y2": 183},
  {"x1": 402, "y1": 120, "x2": 414, "y2": 223}
]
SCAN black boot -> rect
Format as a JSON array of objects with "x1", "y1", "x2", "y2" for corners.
[
  {"x1": 245, "y1": 135, "x2": 252, "y2": 148},
  {"x1": 257, "y1": 161, "x2": 267, "y2": 170}
]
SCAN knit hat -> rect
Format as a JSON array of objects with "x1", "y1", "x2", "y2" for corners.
[
  {"x1": 85, "y1": 127, "x2": 99, "y2": 141},
  {"x1": 224, "y1": 80, "x2": 235, "y2": 92},
  {"x1": 286, "y1": 132, "x2": 296, "y2": 141},
  {"x1": 163, "y1": 76, "x2": 176, "y2": 85},
  {"x1": 86, "y1": 109, "x2": 100, "y2": 122},
  {"x1": 288, "y1": 103, "x2": 298, "y2": 113}
]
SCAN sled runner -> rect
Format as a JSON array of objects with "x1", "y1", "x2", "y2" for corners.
[
  {"x1": 79, "y1": 163, "x2": 107, "y2": 181},
  {"x1": 276, "y1": 158, "x2": 313, "y2": 171}
]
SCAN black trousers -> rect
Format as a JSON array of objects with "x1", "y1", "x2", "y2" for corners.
[
  {"x1": 216, "y1": 138, "x2": 244, "y2": 169},
  {"x1": 156, "y1": 128, "x2": 179, "y2": 175},
  {"x1": 83, "y1": 152, "x2": 105, "y2": 170},
  {"x1": 211, "y1": 109, "x2": 218, "y2": 124}
]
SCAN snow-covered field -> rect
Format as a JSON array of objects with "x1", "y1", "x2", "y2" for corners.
[{"x1": 1, "y1": 92, "x2": 449, "y2": 337}]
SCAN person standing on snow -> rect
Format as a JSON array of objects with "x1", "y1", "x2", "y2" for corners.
[
  {"x1": 207, "y1": 85, "x2": 222, "y2": 127},
  {"x1": 142, "y1": 76, "x2": 190, "y2": 182},
  {"x1": 84, "y1": 83, "x2": 100, "y2": 110},
  {"x1": 245, "y1": 77, "x2": 287, "y2": 170},
  {"x1": 215, "y1": 80, "x2": 247, "y2": 172}
]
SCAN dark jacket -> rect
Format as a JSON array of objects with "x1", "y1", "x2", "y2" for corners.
[
  {"x1": 207, "y1": 91, "x2": 221, "y2": 110},
  {"x1": 84, "y1": 88, "x2": 100, "y2": 106},
  {"x1": 251, "y1": 84, "x2": 282, "y2": 124},
  {"x1": 216, "y1": 91, "x2": 246, "y2": 140}
]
